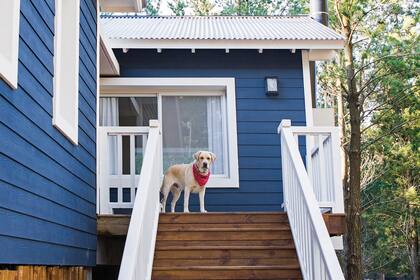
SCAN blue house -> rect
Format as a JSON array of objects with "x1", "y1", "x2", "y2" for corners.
[{"x1": 0, "y1": 0, "x2": 347, "y2": 279}]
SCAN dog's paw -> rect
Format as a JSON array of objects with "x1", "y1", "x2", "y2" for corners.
[
  {"x1": 183, "y1": 209, "x2": 190, "y2": 213},
  {"x1": 200, "y1": 209, "x2": 208, "y2": 213}
]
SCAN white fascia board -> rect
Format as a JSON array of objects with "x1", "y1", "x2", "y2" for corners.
[
  {"x1": 99, "y1": 0, "x2": 144, "y2": 12},
  {"x1": 308, "y1": 49, "x2": 338, "y2": 61},
  {"x1": 100, "y1": 35, "x2": 120, "y2": 76},
  {"x1": 107, "y1": 38, "x2": 345, "y2": 50}
]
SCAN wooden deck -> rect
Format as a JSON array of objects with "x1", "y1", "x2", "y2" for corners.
[{"x1": 97, "y1": 212, "x2": 346, "y2": 237}]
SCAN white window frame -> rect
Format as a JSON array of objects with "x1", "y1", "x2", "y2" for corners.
[
  {"x1": 100, "y1": 77, "x2": 240, "y2": 188},
  {"x1": 53, "y1": 0, "x2": 80, "y2": 144},
  {"x1": 0, "y1": 0, "x2": 20, "y2": 89}
]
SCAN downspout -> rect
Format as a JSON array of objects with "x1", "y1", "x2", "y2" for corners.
[{"x1": 309, "y1": 0, "x2": 328, "y2": 108}]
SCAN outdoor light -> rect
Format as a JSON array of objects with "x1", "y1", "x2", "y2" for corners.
[{"x1": 265, "y1": 77, "x2": 279, "y2": 96}]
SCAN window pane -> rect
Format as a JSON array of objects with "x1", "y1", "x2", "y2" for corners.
[
  {"x1": 99, "y1": 97, "x2": 158, "y2": 126},
  {"x1": 162, "y1": 96, "x2": 225, "y2": 175}
]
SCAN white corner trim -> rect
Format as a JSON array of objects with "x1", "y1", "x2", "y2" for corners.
[
  {"x1": 301, "y1": 50, "x2": 314, "y2": 127},
  {"x1": 0, "y1": 0, "x2": 20, "y2": 89},
  {"x1": 53, "y1": 0, "x2": 80, "y2": 145},
  {"x1": 100, "y1": 77, "x2": 240, "y2": 188},
  {"x1": 107, "y1": 38, "x2": 345, "y2": 51},
  {"x1": 96, "y1": 0, "x2": 101, "y2": 214}
]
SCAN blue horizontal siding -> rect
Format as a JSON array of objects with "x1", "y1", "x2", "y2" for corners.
[
  {"x1": 116, "y1": 49, "x2": 306, "y2": 212},
  {"x1": 0, "y1": 0, "x2": 97, "y2": 266}
]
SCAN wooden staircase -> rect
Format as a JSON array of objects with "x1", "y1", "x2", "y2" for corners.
[{"x1": 151, "y1": 212, "x2": 303, "y2": 280}]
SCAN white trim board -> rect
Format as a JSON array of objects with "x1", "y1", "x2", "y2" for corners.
[
  {"x1": 107, "y1": 38, "x2": 345, "y2": 51},
  {"x1": 53, "y1": 0, "x2": 80, "y2": 144},
  {"x1": 100, "y1": 77, "x2": 240, "y2": 188},
  {"x1": 0, "y1": 0, "x2": 20, "y2": 89},
  {"x1": 99, "y1": 0, "x2": 145, "y2": 12},
  {"x1": 301, "y1": 50, "x2": 314, "y2": 127},
  {"x1": 100, "y1": 35, "x2": 120, "y2": 76}
]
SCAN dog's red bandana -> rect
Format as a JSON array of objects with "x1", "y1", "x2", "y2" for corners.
[{"x1": 193, "y1": 164, "x2": 210, "y2": 187}]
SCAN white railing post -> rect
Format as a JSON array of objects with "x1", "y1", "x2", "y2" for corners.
[
  {"x1": 278, "y1": 119, "x2": 345, "y2": 280},
  {"x1": 330, "y1": 128, "x2": 344, "y2": 213},
  {"x1": 278, "y1": 120, "x2": 291, "y2": 210},
  {"x1": 118, "y1": 120, "x2": 161, "y2": 280}
]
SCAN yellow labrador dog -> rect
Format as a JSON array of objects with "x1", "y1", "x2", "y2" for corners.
[{"x1": 160, "y1": 151, "x2": 216, "y2": 213}]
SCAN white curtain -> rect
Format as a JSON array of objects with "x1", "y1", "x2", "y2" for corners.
[
  {"x1": 100, "y1": 98, "x2": 119, "y2": 175},
  {"x1": 207, "y1": 97, "x2": 224, "y2": 175},
  {"x1": 100, "y1": 98, "x2": 119, "y2": 126}
]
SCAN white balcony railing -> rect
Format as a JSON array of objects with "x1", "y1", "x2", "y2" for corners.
[
  {"x1": 287, "y1": 124, "x2": 344, "y2": 213},
  {"x1": 278, "y1": 119, "x2": 344, "y2": 280},
  {"x1": 118, "y1": 120, "x2": 162, "y2": 280},
  {"x1": 97, "y1": 126, "x2": 149, "y2": 214}
]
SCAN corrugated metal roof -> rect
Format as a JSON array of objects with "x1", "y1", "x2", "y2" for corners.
[{"x1": 101, "y1": 15, "x2": 343, "y2": 41}]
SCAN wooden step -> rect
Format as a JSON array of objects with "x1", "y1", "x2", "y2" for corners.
[
  {"x1": 155, "y1": 239, "x2": 295, "y2": 248},
  {"x1": 157, "y1": 230, "x2": 292, "y2": 241},
  {"x1": 158, "y1": 212, "x2": 289, "y2": 224},
  {"x1": 157, "y1": 223, "x2": 290, "y2": 231},
  {"x1": 152, "y1": 265, "x2": 302, "y2": 280},
  {"x1": 152, "y1": 212, "x2": 303, "y2": 280},
  {"x1": 153, "y1": 257, "x2": 299, "y2": 267},
  {"x1": 154, "y1": 246, "x2": 298, "y2": 260}
]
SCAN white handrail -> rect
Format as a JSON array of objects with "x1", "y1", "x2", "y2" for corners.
[
  {"x1": 118, "y1": 120, "x2": 162, "y2": 280},
  {"x1": 278, "y1": 119, "x2": 344, "y2": 280}
]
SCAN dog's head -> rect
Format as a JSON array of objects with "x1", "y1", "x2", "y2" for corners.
[{"x1": 193, "y1": 151, "x2": 216, "y2": 173}]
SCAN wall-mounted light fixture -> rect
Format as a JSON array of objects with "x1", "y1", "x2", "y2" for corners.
[{"x1": 265, "y1": 76, "x2": 279, "y2": 96}]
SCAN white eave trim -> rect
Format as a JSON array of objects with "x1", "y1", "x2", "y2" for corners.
[
  {"x1": 308, "y1": 49, "x2": 338, "y2": 61},
  {"x1": 100, "y1": 35, "x2": 120, "y2": 76},
  {"x1": 99, "y1": 0, "x2": 145, "y2": 12},
  {"x1": 107, "y1": 38, "x2": 345, "y2": 51}
]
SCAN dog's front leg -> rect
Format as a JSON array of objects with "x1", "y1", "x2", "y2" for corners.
[
  {"x1": 183, "y1": 187, "x2": 191, "y2": 213},
  {"x1": 199, "y1": 189, "x2": 207, "y2": 213}
]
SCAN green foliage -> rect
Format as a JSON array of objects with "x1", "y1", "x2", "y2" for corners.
[
  {"x1": 189, "y1": 0, "x2": 216, "y2": 15},
  {"x1": 168, "y1": 0, "x2": 188, "y2": 15},
  {"x1": 145, "y1": 0, "x2": 162, "y2": 15},
  {"x1": 318, "y1": 0, "x2": 419, "y2": 277},
  {"x1": 217, "y1": 0, "x2": 309, "y2": 16},
  {"x1": 145, "y1": 0, "x2": 309, "y2": 16}
]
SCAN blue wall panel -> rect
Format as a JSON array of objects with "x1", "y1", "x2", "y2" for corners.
[
  {"x1": 115, "y1": 49, "x2": 306, "y2": 212},
  {"x1": 0, "y1": 0, "x2": 97, "y2": 266}
]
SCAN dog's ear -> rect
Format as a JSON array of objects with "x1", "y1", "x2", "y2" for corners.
[
  {"x1": 193, "y1": 151, "x2": 202, "y2": 161},
  {"x1": 210, "y1": 152, "x2": 216, "y2": 163}
]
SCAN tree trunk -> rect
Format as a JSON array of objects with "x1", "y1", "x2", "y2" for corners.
[
  {"x1": 337, "y1": 78, "x2": 348, "y2": 185},
  {"x1": 337, "y1": 77, "x2": 351, "y2": 277},
  {"x1": 342, "y1": 16, "x2": 363, "y2": 280}
]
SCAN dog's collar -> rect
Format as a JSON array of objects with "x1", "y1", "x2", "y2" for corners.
[{"x1": 193, "y1": 164, "x2": 210, "y2": 187}]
